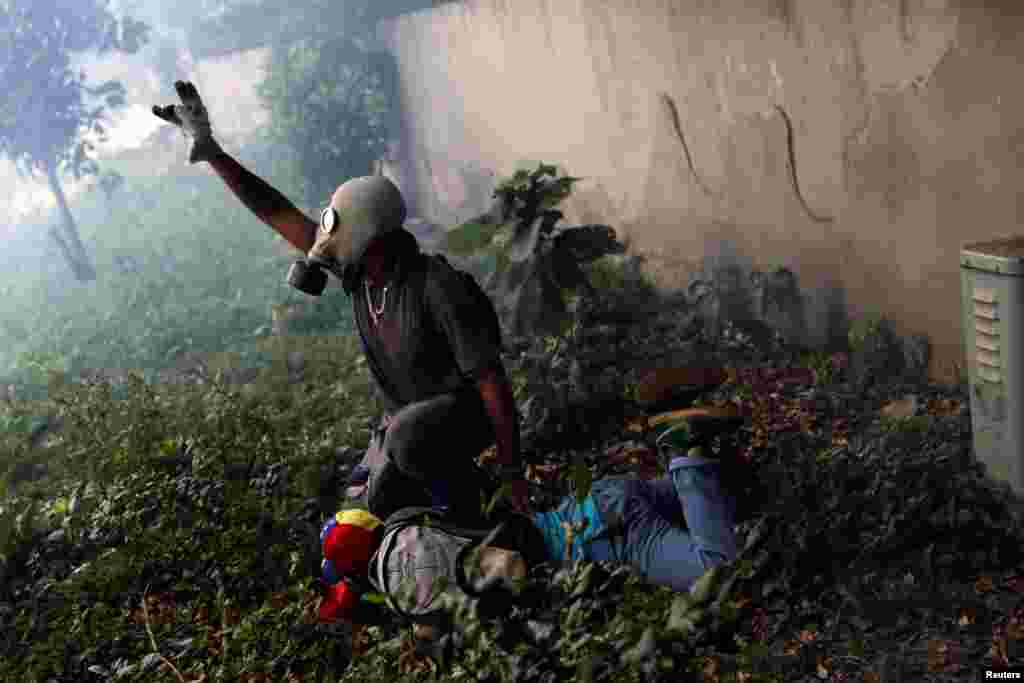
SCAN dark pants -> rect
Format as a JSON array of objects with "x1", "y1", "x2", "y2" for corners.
[{"x1": 346, "y1": 390, "x2": 498, "y2": 521}]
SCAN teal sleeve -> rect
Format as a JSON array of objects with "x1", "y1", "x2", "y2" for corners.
[
  {"x1": 533, "y1": 495, "x2": 607, "y2": 565},
  {"x1": 533, "y1": 510, "x2": 564, "y2": 565}
]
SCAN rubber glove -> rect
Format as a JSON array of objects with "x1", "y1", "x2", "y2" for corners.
[{"x1": 152, "y1": 80, "x2": 223, "y2": 164}]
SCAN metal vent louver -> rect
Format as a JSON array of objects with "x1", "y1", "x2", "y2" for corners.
[
  {"x1": 972, "y1": 286, "x2": 1001, "y2": 385},
  {"x1": 961, "y1": 238, "x2": 1024, "y2": 495}
]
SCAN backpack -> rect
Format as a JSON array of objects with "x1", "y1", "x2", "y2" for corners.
[
  {"x1": 374, "y1": 505, "x2": 548, "y2": 625},
  {"x1": 430, "y1": 254, "x2": 503, "y2": 349}
]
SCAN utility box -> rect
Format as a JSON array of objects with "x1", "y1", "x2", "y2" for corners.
[{"x1": 961, "y1": 237, "x2": 1024, "y2": 495}]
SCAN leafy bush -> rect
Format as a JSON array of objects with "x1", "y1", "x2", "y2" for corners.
[
  {"x1": 801, "y1": 351, "x2": 835, "y2": 386},
  {"x1": 0, "y1": 332, "x2": 387, "y2": 679},
  {"x1": 585, "y1": 254, "x2": 650, "y2": 294},
  {"x1": 446, "y1": 163, "x2": 627, "y2": 337},
  {"x1": 848, "y1": 312, "x2": 884, "y2": 353},
  {"x1": 1, "y1": 303, "x2": 1023, "y2": 681},
  {"x1": 444, "y1": 220, "x2": 506, "y2": 258}
]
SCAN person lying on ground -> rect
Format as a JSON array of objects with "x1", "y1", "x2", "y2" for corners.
[
  {"x1": 316, "y1": 416, "x2": 741, "y2": 655},
  {"x1": 152, "y1": 81, "x2": 528, "y2": 518}
]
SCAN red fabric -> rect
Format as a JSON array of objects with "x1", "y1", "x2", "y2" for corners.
[
  {"x1": 318, "y1": 581, "x2": 360, "y2": 623},
  {"x1": 323, "y1": 523, "x2": 376, "y2": 576}
]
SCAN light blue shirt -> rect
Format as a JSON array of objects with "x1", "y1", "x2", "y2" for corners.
[{"x1": 533, "y1": 494, "x2": 607, "y2": 565}]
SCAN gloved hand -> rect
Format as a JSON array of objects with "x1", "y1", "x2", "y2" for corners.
[{"x1": 152, "y1": 80, "x2": 223, "y2": 164}]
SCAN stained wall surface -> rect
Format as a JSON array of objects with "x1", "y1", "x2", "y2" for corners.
[{"x1": 378, "y1": 0, "x2": 1024, "y2": 382}]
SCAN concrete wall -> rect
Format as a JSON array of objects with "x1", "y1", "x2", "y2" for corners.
[{"x1": 378, "y1": 0, "x2": 1024, "y2": 382}]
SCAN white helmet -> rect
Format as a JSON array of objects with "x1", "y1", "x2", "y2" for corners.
[{"x1": 308, "y1": 175, "x2": 407, "y2": 270}]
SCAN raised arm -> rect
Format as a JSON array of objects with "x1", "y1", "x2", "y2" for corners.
[
  {"x1": 153, "y1": 80, "x2": 317, "y2": 253},
  {"x1": 206, "y1": 151, "x2": 317, "y2": 252}
]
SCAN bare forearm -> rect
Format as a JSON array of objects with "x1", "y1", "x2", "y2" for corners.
[
  {"x1": 478, "y1": 546, "x2": 527, "y2": 584},
  {"x1": 477, "y1": 365, "x2": 521, "y2": 471},
  {"x1": 207, "y1": 150, "x2": 317, "y2": 252}
]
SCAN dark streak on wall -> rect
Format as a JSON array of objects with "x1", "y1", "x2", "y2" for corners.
[
  {"x1": 772, "y1": 104, "x2": 834, "y2": 224},
  {"x1": 659, "y1": 93, "x2": 719, "y2": 198}
]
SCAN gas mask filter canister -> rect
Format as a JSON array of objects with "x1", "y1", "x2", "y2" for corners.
[
  {"x1": 285, "y1": 206, "x2": 344, "y2": 297},
  {"x1": 286, "y1": 259, "x2": 328, "y2": 296}
]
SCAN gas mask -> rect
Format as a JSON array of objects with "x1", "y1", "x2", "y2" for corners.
[{"x1": 285, "y1": 175, "x2": 406, "y2": 297}]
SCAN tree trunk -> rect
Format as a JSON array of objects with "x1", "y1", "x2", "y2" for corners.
[{"x1": 45, "y1": 161, "x2": 96, "y2": 282}]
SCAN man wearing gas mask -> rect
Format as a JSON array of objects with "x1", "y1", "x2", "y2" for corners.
[{"x1": 152, "y1": 81, "x2": 529, "y2": 519}]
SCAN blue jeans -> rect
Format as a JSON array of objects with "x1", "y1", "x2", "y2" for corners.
[{"x1": 536, "y1": 454, "x2": 739, "y2": 593}]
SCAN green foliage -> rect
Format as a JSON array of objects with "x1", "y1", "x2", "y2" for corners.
[
  {"x1": 848, "y1": 312, "x2": 884, "y2": 353},
  {"x1": 444, "y1": 221, "x2": 505, "y2": 257},
  {"x1": 0, "y1": 497, "x2": 40, "y2": 566},
  {"x1": 13, "y1": 352, "x2": 69, "y2": 387},
  {"x1": 0, "y1": 332, "x2": 385, "y2": 679},
  {"x1": 585, "y1": 255, "x2": 652, "y2": 294},
  {"x1": 0, "y1": 288, "x2": 1021, "y2": 681},
  {"x1": 493, "y1": 163, "x2": 581, "y2": 217},
  {"x1": 802, "y1": 351, "x2": 835, "y2": 386},
  {"x1": 733, "y1": 382, "x2": 755, "y2": 403},
  {"x1": 256, "y1": 36, "x2": 396, "y2": 208},
  {"x1": 450, "y1": 162, "x2": 626, "y2": 337},
  {"x1": 686, "y1": 265, "x2": 766, "y2": 343},
  {"x1": 881, "y1": 415, "x2": 931, "y2": 434},
  {"x1": 0, "y1": 413, "x2": 35, "y2": 435}
]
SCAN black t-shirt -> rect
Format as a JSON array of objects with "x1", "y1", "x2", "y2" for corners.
[{"x1": 353, "y1": 253, "x2": 502, "y2": 414}]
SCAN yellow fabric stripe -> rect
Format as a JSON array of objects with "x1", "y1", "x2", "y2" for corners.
[{"x1": 336, "y1": 509, "x2": 383, "y2": 531}]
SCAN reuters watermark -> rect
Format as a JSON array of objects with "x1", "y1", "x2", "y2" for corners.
[{"x1": 985, "y1": 670, "x2": 1024, "y2": 680}]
